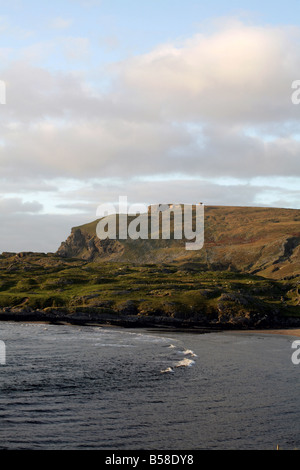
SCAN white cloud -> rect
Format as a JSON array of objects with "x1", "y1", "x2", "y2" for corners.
[
  {"x1": 0, "y1": 213, "x2": 90, "y2": 252},
  {"x1": 116, "y1": 20, "x2": 300, "y2": 125},
  {"x1": 61, "y1": 36, "x2": 90, "y2": 61},
  {"x1": 0, "y1": 197, "x2": 43, "y2": 214},
  {"x1": 0, "y1": 15, "x2": 33, "y2": 40},
  {"x1": 50, "y1": 17, "x2": 73, "y2": 30},
  {"x1": 19, "y1": 41, "x2": 55, "y2": 63},
  {"x1": 1, "y1": 18, "x2": 300, "y2": 250},
  {"x1": 67, "y1": 0, "x2": 102, "y2": 7}
]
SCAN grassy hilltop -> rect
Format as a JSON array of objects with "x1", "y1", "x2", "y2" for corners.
[
  {"x1": 0, "y1": 205, "x2": 299, "y2": 328},
  {"x1": 58, "y1": 206, "x2": 300, "y2": 280}
]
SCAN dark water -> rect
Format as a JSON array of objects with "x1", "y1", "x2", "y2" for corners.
[{"x1": 0, "y1": 322, "x2": 299, "y2": 450}]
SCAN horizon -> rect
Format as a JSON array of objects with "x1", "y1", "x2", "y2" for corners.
[{"x1": 1, "y1": 0, "x2": 300, "y2": 252}]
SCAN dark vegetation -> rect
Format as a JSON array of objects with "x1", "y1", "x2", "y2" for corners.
[
  {"x1": 0, "y1": 205, "x2": 299, "y2": 328},
  {"x1": 0, "y1": 251, "x2": 299, "y2": 329}
]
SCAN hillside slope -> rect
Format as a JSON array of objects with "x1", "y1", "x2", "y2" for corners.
[{"x1": 57, "y1": 206, "x2": 300, "y2": 280}]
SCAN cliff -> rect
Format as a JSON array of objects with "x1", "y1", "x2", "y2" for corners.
[
  {"x1": 0, "y1": 205, "x2": 299, "y2": 329},
  {"x1": 57, "y1": 205, "x2": 300, "y2": 281}
]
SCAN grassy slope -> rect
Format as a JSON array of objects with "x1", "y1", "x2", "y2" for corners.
[
  {"x1": 62, "y1": 206, "x2": 300, "y2": 279},
  {"x1": 0, "y1": 252, "x2": 299, "y2": 326},
  {"x1": 0, "y1": 206, "x2": 299, "y2": 326}
]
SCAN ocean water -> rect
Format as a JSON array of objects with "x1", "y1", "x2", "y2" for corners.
[{"x1": 0, "y1": 322, "x2": 299, "y2": 450}]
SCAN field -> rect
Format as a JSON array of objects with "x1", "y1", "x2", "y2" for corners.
[{"x1": 0, "y1": 252, "x2": 299, "y2": 328}]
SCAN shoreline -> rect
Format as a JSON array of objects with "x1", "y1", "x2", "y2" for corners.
[
  {"x1": 1, "y1": 307, "x2": 300, "y2": 336},
  {"x1": 1, "y1": 314, "x2": 300, "y2": 337},
  {"x1": 235, "y1": 328, "x2": 300, "y2": 338}
]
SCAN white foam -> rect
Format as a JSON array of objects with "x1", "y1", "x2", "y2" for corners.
[
  {"x1": 175, "y1": 358, "x2": 195, "y2": 368},
  {"x1": 178, "y1": 349, "x2": 197, "y2": 357},
  {"x1": 160, "y1": 367, "x2": 174, "y2": 374},
  {"x1": 184, "y1": 349, "x2": 197, "y2": 357}
]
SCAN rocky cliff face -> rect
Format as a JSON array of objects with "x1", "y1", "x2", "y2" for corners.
[
  {"x1": 57, "y1": 228, "x2": 125, "y2": 260},
  {"x1": 56, "y1": 205, "x2": 300, "y2": 280}
]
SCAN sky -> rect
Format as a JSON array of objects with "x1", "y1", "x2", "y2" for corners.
[{"x1": 1, "y1": 0, "x2": 300, "y2": 252}]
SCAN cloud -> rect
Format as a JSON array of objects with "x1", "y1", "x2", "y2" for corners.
[
  {"x1": 1, "y1": 107, "x2": 300, "y2": 183},
  {"x1": 19, "y1": 41, "x2": 55, "y2": 63},
  {"x1": 50, "y1": 17, "x2": 73, "y2": 30},
  {"x1": 99, "y1": 35, "x2": 120, "y2": 51},
  {"x1": 116, "y1": 19, "x2": 300, "y2": 125},
  {"x1": 67, "y1": 0, "x2": 102, "y2": 7},
  {"x1": 1, "y1": 62, "x2": 96, "y2": 122},
  {"x1": 0, "y1": 15, "x2": 33, "y2": 40},
  {"x1": 61, "y1": 37, "x2": 90, "y2": 61},
  {"x1": 0, "y1": 212, "x2": 89, "y2": 252},
  {"x1": 0, "y1": 197, "x2": 43, "y2": 214},
  {"x1": 1, "y1": 18, "x2": 300, "y2": 251},
  {"x1": 51, "y1": 175, "x2": 300, "y2": 214}
]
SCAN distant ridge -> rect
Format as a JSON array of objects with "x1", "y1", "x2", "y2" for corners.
[{"x1": 56, "y1": 205, "x2": 300, "y2": 281}]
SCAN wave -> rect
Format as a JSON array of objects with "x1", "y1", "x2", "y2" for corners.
[
  {"x1": 178, "y1": 349, "x2": 197, "y2": 357},
  {"x1": 160, "y1": 366, "x2": 174, "y2": 374},
  {"x1": 175, "y1": 358, "x2": 195, "y2": 368}
]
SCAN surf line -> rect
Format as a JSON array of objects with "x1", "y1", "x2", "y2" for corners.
[{"x1": 105, "y1": 454, "x2": 139, "y2": 467}]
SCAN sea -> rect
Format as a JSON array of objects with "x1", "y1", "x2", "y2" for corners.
[{"x1": 0, "y1": 321, "x2": 299, "y2": 450}]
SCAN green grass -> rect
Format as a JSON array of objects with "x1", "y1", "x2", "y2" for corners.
[{"x1": 0, "y1": 252, "x2": 298, "y2": 324}]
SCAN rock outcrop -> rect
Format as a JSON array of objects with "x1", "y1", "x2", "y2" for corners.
[
  {"x1": 56, "y1": 205, "x2": 300, "y2": 280},
  {"x1": 57, "y1": 228, "x2": 125, "y2": 260}
]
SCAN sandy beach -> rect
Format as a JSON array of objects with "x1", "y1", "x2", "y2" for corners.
[{"x1": 240, "y1": 329, "x2": 300, "y2": 338}]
